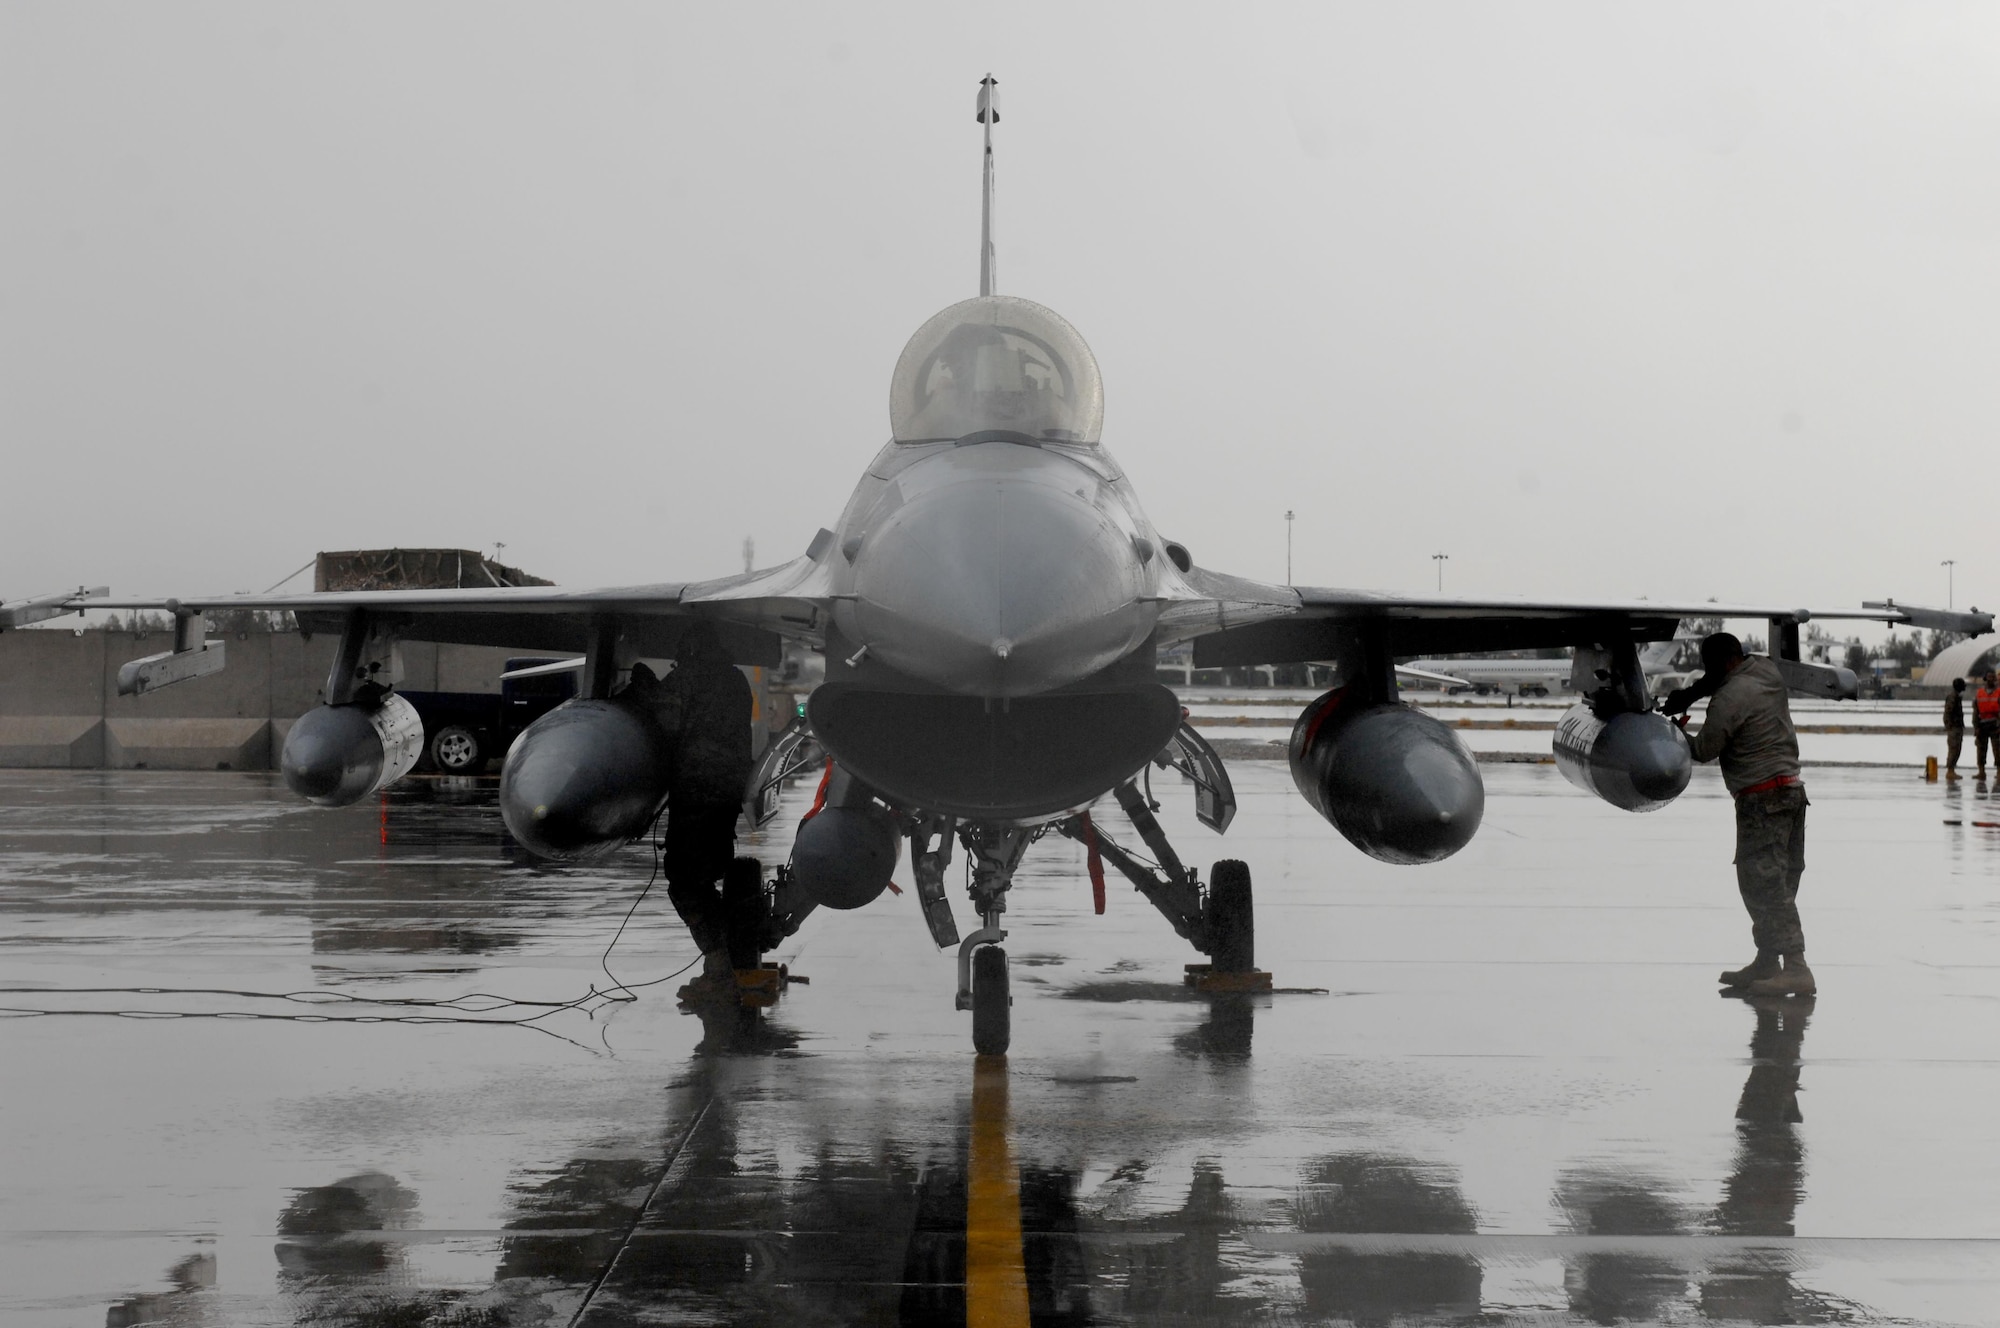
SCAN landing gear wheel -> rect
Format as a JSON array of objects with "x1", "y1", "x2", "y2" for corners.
[
  {"x1": 971, "y1": 945, "x2": 1010, "y2": 1056},
  {"x1": 1207, "y1": 859, "x2": 1254, "y2": 973},
  {"x1": 722, "y1": 856, "x2": 767, "y2": 970},
  {"x1": 429, "y1": 725, "x2": 483, "y2": 773}
]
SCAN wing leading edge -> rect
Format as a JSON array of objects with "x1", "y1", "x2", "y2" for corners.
[
  {"x1": 1, "y1": 540, "x2": 845, "y2": 667},
  {"x1": 1186, "y1": 583, "x2": 1992, "y2": 669}
]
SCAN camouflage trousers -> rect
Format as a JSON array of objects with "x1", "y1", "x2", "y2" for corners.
[
  {"x1": 1733, "y1": 784, "x2": 1808, "y2": 955},
  {"x1": 665, "y1": 797, "x2": 741, "y2": 956}
]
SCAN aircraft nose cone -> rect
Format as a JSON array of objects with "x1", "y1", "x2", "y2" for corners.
[{"x1": 842, "y1": 463, "x2": 1155, "y2": 695}]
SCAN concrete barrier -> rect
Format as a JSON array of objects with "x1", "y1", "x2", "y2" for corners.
[
  {"x1": 0, "y1": 715, "x2": 105, "y2": 767},
  {"x1": 0, "y1": 629, "x2": 503, "y2": 769},
  {"x1": 0, "y1": 630, "x2": 769, "y2": 768},
  {"x1": 104, "y1": 718, "x2": 273, "y2": 771},
  {"x1": 0, "y1": 631, "x2": 106, "y2": 715}
]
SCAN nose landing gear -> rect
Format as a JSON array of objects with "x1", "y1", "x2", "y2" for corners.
[
  {"x1": 946, "y1": 825, "x2": 1032, "y2": 1055},
  {"x1": 926, "y1": 749, "x2": 1262, "y2": 1055}
]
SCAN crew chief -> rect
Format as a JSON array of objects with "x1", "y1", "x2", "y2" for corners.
[
  {"x1": 1664, "y1": 632, "x2": 1815, "y2": 998},
  {"x1": 619, "y1": 621, "x2": 755, "y2": 1000}
]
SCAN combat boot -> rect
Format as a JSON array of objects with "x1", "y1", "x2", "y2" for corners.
[
  {"x1": 1719, "y1": 952, "x2": 1780, "y2": 988},
  {"x1": 1744, "y1": 954, "x2": 1815, "y2": 997},
  {"x1": 676, "y1": 949, "x2": 738, "y2": 1005}
]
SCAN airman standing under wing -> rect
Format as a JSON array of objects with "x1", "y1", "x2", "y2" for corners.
[
  {"x1": 1943, "y1": 676, "x2": 1966, "y2": 781},
  {"x1": 653, "y1": 621, "x2": 755, "y2": 1000},
  {"x1": 1664, "y1": 633, "x2": 1815, "y2": 998}
]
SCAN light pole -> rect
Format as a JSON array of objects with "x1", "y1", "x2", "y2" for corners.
[
  {"x1": 1285, "y1": 511, "x2": 1295, "y2": 585},
  {"x1": 1432, "y1": 551, "x2": 1449, "y2": 593},
  {"x1": 1942, "y1": 558, "x2": 1956, "y2": 610}
]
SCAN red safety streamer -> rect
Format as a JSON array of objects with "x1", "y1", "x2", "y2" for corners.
[
  {"x1": 1079, "y1": 811, "x2": 1106, "y2": 915},
  {"x1": 800, "y1": 758, "x2": 833, "y2": 825}
]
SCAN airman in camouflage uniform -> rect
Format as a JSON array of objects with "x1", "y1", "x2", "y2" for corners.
[
  {"x1": 644, "y1": 621, "x2": 754, "y2": 997},
  {"x1": 1665, "y1": 633, "x2": 1814, "y2": 997}
]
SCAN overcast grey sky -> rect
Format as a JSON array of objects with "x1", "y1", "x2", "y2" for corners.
[{"x1": 5, "y1": 4, "x2": 1995, "y2": 631}]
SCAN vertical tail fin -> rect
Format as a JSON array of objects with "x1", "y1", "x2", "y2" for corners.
[{"x1": 976, "y1": 75, "x2": 999, "y2": 296}]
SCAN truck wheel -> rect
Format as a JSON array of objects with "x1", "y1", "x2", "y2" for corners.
[
  {"x1": 722, "y1": 857, "x2": 767, "y2": 970},
  {"x1": 429, "y1": 726, "x2": 484, "y2": 773},
  {"x1": 1207, "y1": 860, "x2": 1254, "y2": 973}
]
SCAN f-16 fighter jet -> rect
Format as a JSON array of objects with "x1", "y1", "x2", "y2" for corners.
[{"x1": 5, "y1": 78, "x2": 1988, "y2": 1053}]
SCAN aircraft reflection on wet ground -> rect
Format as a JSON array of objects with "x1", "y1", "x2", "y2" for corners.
[{"x1": 4, "y1": 763, "x2": 2000, "y2": 1325}]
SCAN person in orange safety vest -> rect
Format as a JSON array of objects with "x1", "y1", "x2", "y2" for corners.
[{"x1": 1975, "y1": 671, "x2": 2000, "y2": 778}]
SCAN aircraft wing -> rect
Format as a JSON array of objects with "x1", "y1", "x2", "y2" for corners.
[
  {"x1": 0, "y1": 540, "x2": 841, "y2": 666},
  {"x1": 1394, "y1": 663, "x2": 1471, "y2": 687},
  {"x1": 1184, "y1": 581, "x2": 1993, "y2": 668}
]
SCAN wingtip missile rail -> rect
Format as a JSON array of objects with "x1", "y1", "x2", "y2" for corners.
[
  {"x1": 0, "y1": 587, "x2": 108, "y2": 630},
  {"x1": 1861, "y1": 600, "x2": 1992, "y2": 637}
]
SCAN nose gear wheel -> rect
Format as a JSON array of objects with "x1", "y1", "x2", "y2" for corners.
[{"x1": 971, "y1": 944, "x2": 1010, "y2": 1056}]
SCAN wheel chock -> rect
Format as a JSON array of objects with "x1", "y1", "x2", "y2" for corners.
[
  {"x1": 734, "y1": 963, "x2": 801, "y2": 1008},
  {"x1": 1184, "y1": 963, "x2": 1273, "y2": 993}
]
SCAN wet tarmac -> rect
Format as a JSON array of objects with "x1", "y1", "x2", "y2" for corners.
[{"x1": 4, "y1": 755, "x2": 1999, "y2": 1325}]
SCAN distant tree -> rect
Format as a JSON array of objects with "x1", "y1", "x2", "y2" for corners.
[
  {"x1": 204, "y1": 607, "x2": 295, "y2": 635},
  {"x1": 1870, "y1": 632, "x2": 1934, "y2": 674},
  {"x1": 1679, "y1": 613, "x2": 1760, "y2": 656}
]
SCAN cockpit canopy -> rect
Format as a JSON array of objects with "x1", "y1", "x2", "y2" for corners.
[{"x1": 889, "y1": 295, "x2": 1104, "y2": 444}]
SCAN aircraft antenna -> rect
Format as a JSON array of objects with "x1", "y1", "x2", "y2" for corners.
[{"x1": 977, "y1": 74, "x2": 999, "y2": 296}]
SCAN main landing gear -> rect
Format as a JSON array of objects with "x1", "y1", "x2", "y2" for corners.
[{"x1": 1058, "y1": 782, "x2": 1271, "y2": 995}]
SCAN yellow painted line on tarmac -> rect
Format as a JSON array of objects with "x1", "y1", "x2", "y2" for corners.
[{"x1": 966, "y1": 1054, "x2": 1030, "y2": 1328}]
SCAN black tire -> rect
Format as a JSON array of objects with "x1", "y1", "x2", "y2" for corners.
[
  {"x1": 722, "y1": 857, "x2": 766, "y2": 970},
  {"x1": 429, "y1": 725, "x2": 484, "y2": 773},
  {"x1": 972, "y1": 945, "x2": 1010, "y2": 1056},
  {"x1": 1207, "y1": 860, "x2": 1255, "y2": 973}
]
